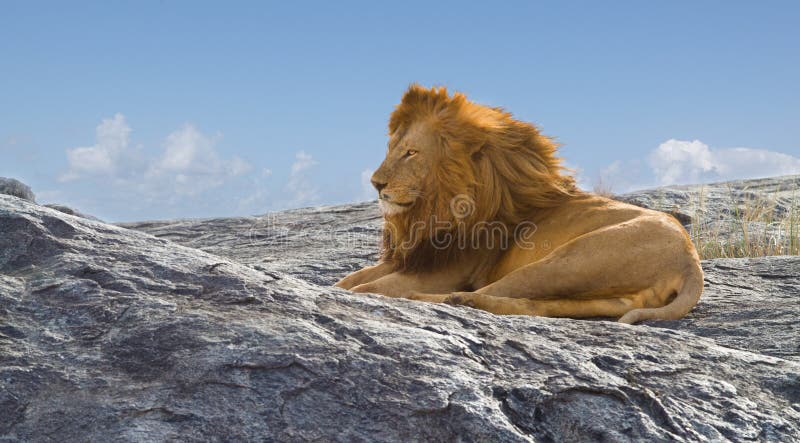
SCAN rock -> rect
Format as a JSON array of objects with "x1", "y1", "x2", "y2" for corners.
[
  {"x1": 118, "y1": 202, "x2": 383, "y2": 287},
  {"x1": 123, "y1": 197, "x2": 800, "y2": 362},
  {"x1": 0, "y1": 177, "x2": 35, "y2": 202},
  {"x1": 0, "y1": 177, "x2": 99, "y2": 220},
  {"x1": 616, "y1": 175, "x2": 800, "y2": 224},
  {"x1": 3, "y1": 192, "x2": 800, "y2": 441},
  {"x1": 652, "y1": 257, "x2": 800, "y2": 362},
  {"x1": 43, "y1": 203, "x2": 102, "y2": 221}
]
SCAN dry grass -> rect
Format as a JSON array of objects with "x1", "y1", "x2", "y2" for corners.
[
  {"x1": 592, "y1": 177, "x2": 615, "y2": 199},
  {"x1": 689, "y1": 185, "x2": 800, "y2": 259}
]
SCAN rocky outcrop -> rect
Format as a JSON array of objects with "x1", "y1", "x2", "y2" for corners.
[
  {"x1": 0, "y1": 177, "x2": 35, "y2": 203},
  {"x1": 617, "y1": 175, "x2": 800, "y2": 224},
  {"x1": 617, "y1": 175, "x2": 800, "y2": 256},
  {"x1": 2, "y1": 185, "x2": 799, "y2": 441}
]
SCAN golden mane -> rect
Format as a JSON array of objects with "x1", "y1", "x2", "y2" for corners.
[{"x1": 382, "y1": 84, "x2": 578, "y2": 272}]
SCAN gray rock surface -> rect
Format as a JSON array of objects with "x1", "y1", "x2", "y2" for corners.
[
  {"x1": 0, "y1": 177, "x2": 35, "y2": 203},
  {"x1": 617, "y1": 175, "x2": 800, "y2": 224},
  {"x1": 118, "y1": 202, "x2": 383, "y2": 287},
  {"x1": 2, "y1": 188, "x2": 800, "y2": 441}
]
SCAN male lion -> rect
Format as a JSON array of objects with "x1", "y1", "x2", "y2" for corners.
[{"x1": 335, "y1": 85, "x2": 703, "y2": 324}]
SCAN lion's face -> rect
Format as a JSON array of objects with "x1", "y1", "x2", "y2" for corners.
[{"x1": 371, "y1": 122, "x2": 441, "y2": 217}]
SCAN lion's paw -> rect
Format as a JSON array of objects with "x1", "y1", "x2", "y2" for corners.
[
  {"x1": 350, "y1": 283, "x2": 374, "y2": 294},
  {"x1": 445, "y1": 292, "x2": 477, "y2": 308}
]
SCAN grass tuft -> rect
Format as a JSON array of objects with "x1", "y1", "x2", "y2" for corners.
[{"x1": 689, "y1": 185, "x2": 800, "y2": 259}]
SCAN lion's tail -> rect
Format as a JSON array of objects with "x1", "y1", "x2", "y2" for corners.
[{"x1": 617, "y1": 264, "x2": 704, "y2": 325}]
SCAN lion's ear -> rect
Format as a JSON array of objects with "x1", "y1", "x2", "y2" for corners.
[
  {"x1": 441, "y1": 135, "x2": 485, "y2": 157},
  {"x1": 468, "y1": 142, "x2": 489, "y2": 158}
]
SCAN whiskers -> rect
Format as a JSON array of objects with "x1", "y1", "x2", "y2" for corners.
[{"x1": 407, "y1": 189, "x2": 427, "y2": 201}]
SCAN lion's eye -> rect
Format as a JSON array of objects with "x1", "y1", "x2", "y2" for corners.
[{"x1": 406, "y1": 149, "x2": 418, "y2": 157}]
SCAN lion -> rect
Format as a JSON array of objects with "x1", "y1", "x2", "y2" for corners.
[{"x1": 335, "y1": 84, "x2": 703, "y2": 324}]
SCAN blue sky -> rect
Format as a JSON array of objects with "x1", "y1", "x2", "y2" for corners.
[{"x1": 2, "y1": 1, "x2": 799, "y2": 221}]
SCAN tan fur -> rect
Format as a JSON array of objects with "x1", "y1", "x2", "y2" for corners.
[{"x1": 335, "y1": 85, "x2": 703, "y2": 324}]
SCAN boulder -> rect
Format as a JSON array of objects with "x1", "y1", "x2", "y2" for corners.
[
  {"x1": 0, "y1": 178, "x2": 98, "y2": 220},
  {"x1": 0, "y1": 177, "x2": 35, "y2": 202},
  {"x1": 43, "y1": 203, "x2": 102, "y2": 222},
  {"x1": 2, "y1": 193, "x2": 799, "y2": 441}
]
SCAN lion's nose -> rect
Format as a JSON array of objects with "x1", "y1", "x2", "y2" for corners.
[{"x1": 371, "y1": 179, "x2": 387, "y2": 192}]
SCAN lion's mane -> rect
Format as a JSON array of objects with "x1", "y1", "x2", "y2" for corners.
[{"x1": 381, "y1": 85, "x2": 578, "y2": 272}]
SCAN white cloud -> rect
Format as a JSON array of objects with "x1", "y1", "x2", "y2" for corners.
[
  {"x1": 706, "y1": 147, "x2": 800, "y2": 180},
  {"x1": 147, "y1": 124, "x2": 252, "y2": 196},
  {"x1": 62, "y1": 115, "x2": 253, "y2": 195},
  {"x1": 649, "y1": 139, "x2": 715, "y2": 185},
  {"x1": 285, "y1": 150, "x2": 319, "y2": 207},
  {"x1": 598, "y1": 139, "x2": 800, "y2": 192},
  {"x1": 291, "y1": 151, "x2": 316, "y2": 175},
  {"x1": 156, "y1": 125, "x2": 217, "y2": 172},
  {"x1": 649, "y1": 139, "x2": 800, "y2": 186},
  {"x1": 61, "y1": 113, "x2": 131, "y2": 181}
]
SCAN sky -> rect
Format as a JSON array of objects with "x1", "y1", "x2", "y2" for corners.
[{"x1": 1, "y1": 1, "x2": 799, "y2": 222}]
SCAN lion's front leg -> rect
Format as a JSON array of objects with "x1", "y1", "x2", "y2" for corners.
[
  {"x1": 445, "y1": 292, "x2": 545, "y2": 315},
  {"x1": 407, "y1": 291, "x2": 451, "y2": 303},
  {"x1": 349, "y1": 273, "x2": 435, "y2": 299},
  {"x1": 334, "y1": 261, "x2": 394, "y2": 290},
  {"x1": 349, "y1": 270, "x2": 467, "y2": 299}
]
